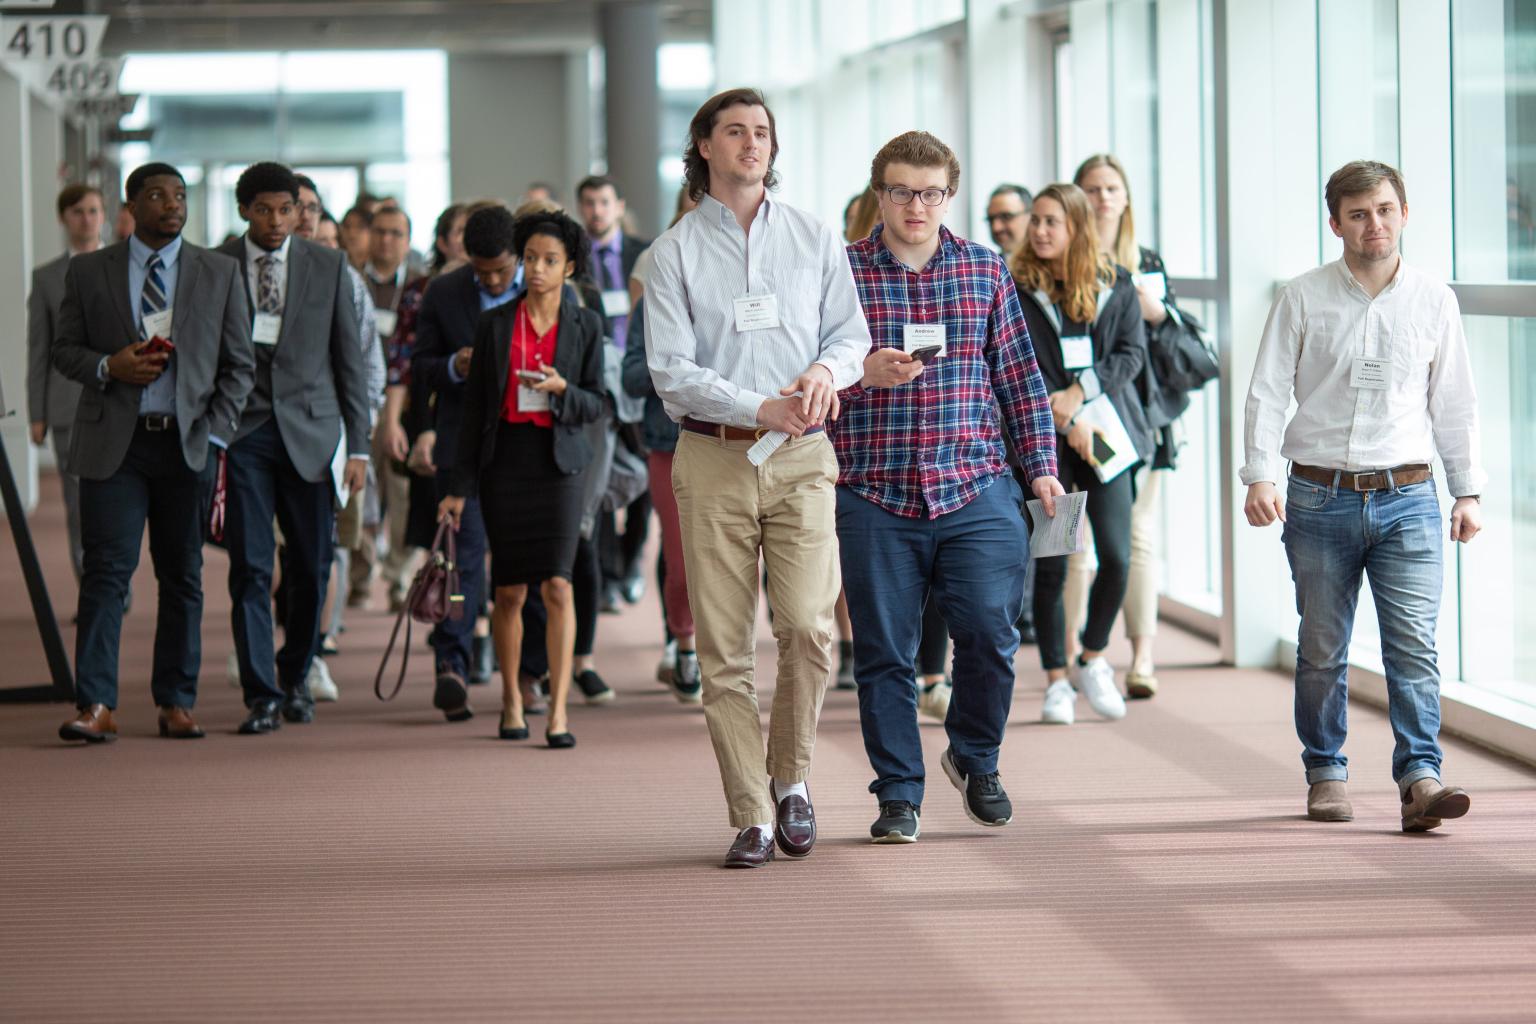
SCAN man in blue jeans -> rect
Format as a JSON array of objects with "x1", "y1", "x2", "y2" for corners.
[
  {"x1": 1242, "y1": 160, "x2": 1485, "y2": 832},
  {"x1": 832, "y1": 132, "x2": 1061, "y2": 842}
]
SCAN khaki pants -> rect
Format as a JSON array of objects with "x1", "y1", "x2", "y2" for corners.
[
  {"x1": 673, "y1": 430, "x2": 841, "y2": 828},
  {"x1": 1065, "y1": 467, "x2": 1162, "y2": 646}
]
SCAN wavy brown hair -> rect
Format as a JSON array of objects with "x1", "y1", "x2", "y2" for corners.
[
  {"x1": 1073, "y1": 153, "x2": 1138, "y2": 272},
  {"x1": 682, "y1": 87, "x2": 779, "y2": 202},
  {"x1": 843, "y1": 188, "x2": 881, "y2": 242},
  {"x1": 1010, "y1": 183, "x2": 1113, "y2": 325}
]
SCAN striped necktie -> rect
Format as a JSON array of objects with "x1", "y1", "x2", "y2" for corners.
[{"x1": 140, "y1": 253, "x2": 168, "y2": 337}]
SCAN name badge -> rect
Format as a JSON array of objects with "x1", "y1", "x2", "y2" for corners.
[
  {"x1": 517, "y1": 384, "x2": 550, "y2": 413},
  {"x1": 1060, "y1": 334, "x2": 1093, "y2": 370},
  {"x1": 903, "y1": 323, "x2": 946, "y2": 356},
  {"x1": 733, "y1": 294, "x2": 780, "y2": 333},
  {"x1": 374, "y1": 309, "x2": 398, "y2": 339},
  {"x1": 1351, "y1": 357, "x2": 1390, "y2": 390},
  {"x1": 253, "y1": 313, "x2": 282, "y2": 345},
  {"x1": 601, "y1": 289, "x2": 630, "y2": 318},
  {"x1": 142, "y1": 308, "x2": 173, "y2": 340}
]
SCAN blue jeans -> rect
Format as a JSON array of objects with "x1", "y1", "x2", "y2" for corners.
[
  {"x1": 837, "y1": 475, "x2": 1029, "y2": 805},
  {"x1": 1282, "y1": 473, "x2": 1445, "y2": 794}
]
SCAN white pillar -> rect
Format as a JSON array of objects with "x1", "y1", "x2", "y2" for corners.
[{"x1": 0, "y1": 67, "x2": 37, "y2": 512}]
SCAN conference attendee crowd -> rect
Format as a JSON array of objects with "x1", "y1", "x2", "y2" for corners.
[{"x1": 29, "y1": 87, "x2": 1482, "y2": 866}]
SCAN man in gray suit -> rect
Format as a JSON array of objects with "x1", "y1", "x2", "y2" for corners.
[
  {"x1": 216, "y1": 162, "x2": 371, "y2": 735},
  {"x1": 27, "y1": 184, "x2": 105, "y2": 583},
  {"x1": 52, "y1": 163, "x2": 256, "y2": 743}
]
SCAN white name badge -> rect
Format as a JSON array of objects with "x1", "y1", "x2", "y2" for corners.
[
  {"x1": 903, "y1": 323, "x2": 947, "y2": 356},
  {"x1": 142, "y1": 308, "x2": 173, "y2": 340},
  {"x1": 1351, "y1": 357, "x2": 1391, "y2": 390},
  {"x1": 373, "y1": 309, "x2": 398, "y2": 339},
  {"x1": 733, "y1": 294, "x2": 780, "y2": 333},
  {"x1": 601, "y1": 289, "x2": 631, "y2": 318},
  {"x1": 1060, "y1": 334, "x2": 1094, "y2": 370},
  {"x1": 517, "y1": 384, "x2": 550, "y2": 413},
  {"x1": 253, "y1": 313, "x2": 282, "y2": 345}
]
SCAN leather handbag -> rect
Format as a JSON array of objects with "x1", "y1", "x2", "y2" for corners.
[{"x1": 374, "y1": 518, "x2": 464, "y2": 701}]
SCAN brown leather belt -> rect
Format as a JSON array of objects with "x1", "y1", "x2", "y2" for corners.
[
  {"x1": 1291, "y1": 462, "x2": 1431, "y2": 491},
  {"x1": 681, "y1": 417, "x2": 824, "y2": 442}
]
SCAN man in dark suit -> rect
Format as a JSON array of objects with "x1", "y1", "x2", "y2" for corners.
[
  {"x1": 216, "y1": 162, "x2": 371, "y2": 734},
  {"x1": 52, "y1": 163, "x2": 256, "y2": 743},
  {"x1": 575, "y1": 174, "x2": 653, "y2": 610},
  {"x1": 409, "y1": 205, "x2": 520, "y2": 721},
  {"x1": 28, "y1": 184, "x2": 106, "y2": 584}
]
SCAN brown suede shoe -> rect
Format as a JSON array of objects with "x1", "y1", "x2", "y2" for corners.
[
  {"x1": 1306, "y1": 780, "x2": 1353, "y2": 822},
  {"x1": 59, "y1": 704, "x2": 117, "y2": 744},
  {"x1": 158, "y1": 705, "x2": 206, "y2": 739},
  {"x1": 1401, "y1": 778, "x2": 1471, "y2": 833}
]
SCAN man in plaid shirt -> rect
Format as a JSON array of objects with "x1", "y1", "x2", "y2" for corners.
[{"x1": 830, "y1": 132, "x2": 1062, "y2": 843}]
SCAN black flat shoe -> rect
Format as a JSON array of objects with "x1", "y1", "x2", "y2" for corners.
[
  {"x1": 499, "y1": 724, "x2": 530, "y2": 740},
  {"x1": 545, "y1": 731, "x2": 576, "y2": 749}
]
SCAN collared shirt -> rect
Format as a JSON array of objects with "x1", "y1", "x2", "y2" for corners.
[
  {"x1": 1242, "y1": 257, "x2": 1485, "y2": 497},
  {"x1": 833, "y1": 225, "x2": 1057, "y2": 519},
  {"x1": 589, "y1": 233, "x2": 630, "y2": 347},
  {"x1": 127, "y1": 233, "x2": 182, "y2": 416},
  {"x1": 243, "y1": 233, "x2": 292, "y2": 313},
  {"x1": 644, "y1": 192, "x2": 871, "y2": 427}
]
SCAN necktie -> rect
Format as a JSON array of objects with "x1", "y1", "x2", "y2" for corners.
[
  {"x1": 140, "y1": 253, "x2": 168, "y2": 337},
  {"x1": 257, "y1": 253, "x2": 282, "y2": 315}
]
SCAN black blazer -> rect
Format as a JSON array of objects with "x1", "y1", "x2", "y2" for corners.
[
  {"x1": 450, "y1": 291, "x2": 605, "y2": 496},
  {"x1": 410, "y1": 264, "x2": 480, "y2": 465}
]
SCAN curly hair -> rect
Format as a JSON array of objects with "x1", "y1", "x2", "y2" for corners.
[
  {"x1": 463, "y1": 204, "x2": 517, "y2": 260},
  {"x1": 235, "y1": 161, "x2": 299, "y2": 207},
  {"x1": 1009, "y1": 183, "x2": 1114, "y2": 325},
  {"x1": 682, "y1": 87, "x2": 779, "y2": 202},
  {"x1": 514, "y1": 210, "x2": 589, "y2": 281}
]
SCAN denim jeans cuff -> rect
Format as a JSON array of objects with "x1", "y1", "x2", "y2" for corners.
[
  {"x1": 951, "y1": 752, "x2": 1000, "y2": 778},
  {"x1": 874, "y1": 784, "x2": 925, "y2": 807},
  {"x1": 1397, "y1": 766, "x2": 1441, "y2": 795},
  {"x1": 1304, "y1": 764, "x2": 1348, "y2": 785}
]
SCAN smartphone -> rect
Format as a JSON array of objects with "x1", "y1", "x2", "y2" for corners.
[
  {"x1": 910, "y1": 345, "x2": 942, "y2": 364},
  {"x1": 1091, "y1": 433, "x2": 1116, "y2": 464},
  {"x1": 141, "y1": 335, "x2": 175, "y2": 355},
  {"x1": 516, "y1": 369, "x2": 548, "y2": 384}
]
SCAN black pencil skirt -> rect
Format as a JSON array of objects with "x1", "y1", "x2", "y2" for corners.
[{"x1": 478, "y1": 420, "x2": 584, "y2": 588}]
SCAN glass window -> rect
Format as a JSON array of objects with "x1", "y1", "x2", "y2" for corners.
[{"x1": 1316, "y1": 0, "x2": 1400, "y2": 255}]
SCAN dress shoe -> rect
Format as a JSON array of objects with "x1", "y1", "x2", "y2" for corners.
[
  {"x1": 469, "y1": 634, "x2": 494, "y2": 685},
  {"x1": 1306, "y1": 780, "x2": 1353, "y2": 822},
  {"x1": 281, "y1": 688, "x2": 316, "y2": 724},
  {"x1": 1125, "y1": 669, "x2": 1159, "y2": 699},
  {"x1": 498, "y1": 710, "x2": 529, "y2": 741},
  {"x1": 545, "y1": 730, "x2": 576, "y2": 749},
  {"x1": 773, "y1": 788, "x2": 816, "y2": 858},
  {"x1": 158, "y1": 705, "x2": 205, "y2": 739},
  {"x1": 240, "y1": 700, "x2": 282, "y2": 735},
  {"x1": 433, "y1": 671, "x2": 474, "y2": 722},
  {"x1": 723, "y1": 826, "x2": 776, "y2": 868},
  {"x1": 1401, "y1": 778, "x2": 1471, "y2": 833},
  {"x1": 59, "y1": 704, "x2": 117, "y2": 744}
]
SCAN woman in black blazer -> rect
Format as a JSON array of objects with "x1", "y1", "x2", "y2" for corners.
[{"x1": 440, "y1": 211, "x2": 604, "y2": 747}]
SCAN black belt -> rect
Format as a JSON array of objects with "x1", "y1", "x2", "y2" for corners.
[
  {"x1": 1292, "y1": 463, "x2": 1431, "y2": 491},
  {"x1": 681, "y1": 417, "x2": 824, "y2": 442},
  {"x1": 138, "y1": 413, "x2": 176, "y2": 432}
]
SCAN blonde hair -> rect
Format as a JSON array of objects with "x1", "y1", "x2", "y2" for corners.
[
  {"x1": 513, "y1": 197, "x2": 562, "y2": 219},
  {"x1": 1073, "y1": 153, "x2": 1138, "y2": 272},
  {"x1": 1010, "y1": 183, "x2": 1114, "y2": 325},
  {"x1": 844, "y1": 188, "x2": 881, "y2": 243}
]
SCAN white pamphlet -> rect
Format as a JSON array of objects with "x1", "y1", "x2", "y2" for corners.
[
  {"x1": 1026, "y1": 490, "x2": 1090, "y2": 559},
  {"x1": 1072, "y1": 396, "x2": 1139, "y2": 484},
  {"x1": 746, "y1": 430, "x2": 787, "y2": 466}
]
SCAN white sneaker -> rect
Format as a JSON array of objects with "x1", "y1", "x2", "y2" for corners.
[
  {"x1": 1041, "y1": 679, "x2": 1076, "y2": 724},
  {"x1": 918, "y1": 679, "x2": 952, "y2": 722},
  {"x1": 1073, "y1": 657, "x2": 1126, "y2": 720},
  {"x1": 307, "y1": 658, "x2": 339, "y2": 702},
  {"x1": 655, "y1": 639, "x2": 677, "y2": 687},
  {"x1": 226, "y1": 652, "x2": 241, "y2": 688}
]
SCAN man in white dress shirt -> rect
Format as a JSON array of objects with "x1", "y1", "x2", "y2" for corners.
[
  {"x1": 645, "y1": 88, "x2": 873, "y2": 868},
  {"x1": 1242, "y1": 160, "x2": 1484, "y2": 832}
]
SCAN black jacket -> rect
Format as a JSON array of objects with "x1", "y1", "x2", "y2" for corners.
[
  {"x1": 449, "y1": 291, "x2": 605, "y2": 496},
  {"x1": 409, "y1": 264, "x2": 481, "y2": 468},
  {"x1": 1017, "y1": 266, "x2": 1154, "y2": 465}
]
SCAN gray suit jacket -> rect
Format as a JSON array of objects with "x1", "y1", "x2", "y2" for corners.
[
  {"x1": 51, "y1": 238, "x2": 256, "y2": 480},
  {"x1": 215, "y1": 235, "x2": 372, "y2": 482},
  {"x1": 26, "y1": 253, "x2": 82, "y2": 431}
]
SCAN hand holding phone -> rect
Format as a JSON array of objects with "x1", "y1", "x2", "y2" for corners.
[
  {"x1": 1091, "y1": 432, "x2": 1116, "y2": 465},
  {"x1": 141, "y1": 335, "x2": 175, "y2": 356},
  {"x1": 516, "y1": 369, "x2": 547, "y2": 384},
  {"x1": 910, "y1": 345, "x2": 942, "y2": 364}
]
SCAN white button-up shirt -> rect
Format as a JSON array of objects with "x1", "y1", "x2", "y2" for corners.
[
  {"x1": 643, "y1": 193, "x2": 871, "y2": 427},
  {"x1": 1242, "y1": 257, "x2": 1485, "y2": 498},
  {"x1": 244, "y1": 233, "x2": 291, "y2": 312}
]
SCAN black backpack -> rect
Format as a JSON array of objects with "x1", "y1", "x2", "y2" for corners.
[{"x1": 1149, "y1": 306, "x2": 1219, "y2": 395}]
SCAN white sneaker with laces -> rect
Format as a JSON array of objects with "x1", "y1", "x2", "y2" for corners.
[
  {"x1": 1073, "y1": 657, "x2": 1126, "y2": 720},
  {"x1": 1041, "y1": 678, "x2": 1076, "y2": 725},
  {"x1": 226, "y1": 652, "x2": 241, "y2": 688},
  {"x1": 918, "y1": 679, "x2": 952, "y2": 722},
  {"x1": 307, "y1": 658, "x2": 339, "y2": 702}
]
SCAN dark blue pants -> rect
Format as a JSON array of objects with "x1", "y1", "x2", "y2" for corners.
[
  {"x1": 431, "y1": 469, "x2": 487, "y2": 677},
  {"x1": 75, "y1": 424, "x2": 210, "y2": 710},
  {"x1": 225, "y1": 419, "x2": 335, "y2": 706},
  {"x1": 837, "y1": 475, "x2": 1029, "y2": 805}
]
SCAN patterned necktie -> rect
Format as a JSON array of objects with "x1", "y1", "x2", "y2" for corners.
[
  {"x1": 257, "y1": 253, "x2": 282, "y2": 315},
  {"x1": 140, "y1": 253, "x2": 167, "y2": 337}
]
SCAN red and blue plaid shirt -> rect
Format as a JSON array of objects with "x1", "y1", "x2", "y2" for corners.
[{"x1": 830, "y1": 225, "x2": 1057, "y2": 520}]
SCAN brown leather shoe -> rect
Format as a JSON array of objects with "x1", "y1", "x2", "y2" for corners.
[
  {"x1": 774, "y1": 790, "x2": 816, "y2": 858},
  {"x1": 59, "y1": 704, "x2": 117, "y2": 744},
  {"x1": 722, "y1": 826, "x2": 775, "y2": 869},
  {"x1": 158, "y1": 705, "x2": 206, "y2": 739}
]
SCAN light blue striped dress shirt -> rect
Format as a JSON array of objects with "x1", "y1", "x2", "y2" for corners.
[
  {"x1": 127, "y1": 233, "x2": 181, "y2": 415},
  {"x1": 643, "y1": 193, "x2": 871, "y2": 428}
]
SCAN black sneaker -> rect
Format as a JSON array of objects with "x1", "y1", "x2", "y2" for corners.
[
  {"x1": 671, "y1": 650, "x2": 702, "y2": 704},
  {"x1": 939, "y1": 747, "x2": 1011, "y2": 827},
  {"x1": 870, "y1": 801, "x2": 921, "y2": 843},
  {"x1": 574, "y1": 668, "x2": 615, "y2": 705}
]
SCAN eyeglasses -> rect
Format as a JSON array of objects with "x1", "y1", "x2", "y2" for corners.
[
  {"x1": 298, "y1": 202, "x2": 323, "y2": 216},
  {"x1": 987, "y1": 211, "x2": 1024, "y2": 224},
  {"x1": 883, "y1": 186, "x2": 951, "y2": 207}
]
